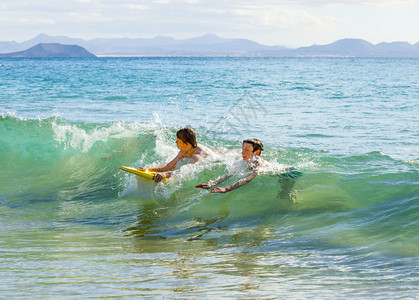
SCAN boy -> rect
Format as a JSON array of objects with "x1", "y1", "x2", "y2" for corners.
[
  {"x1": 195, "y1": 138, "x2": 268, "y2": 193},
  {"x1": 138, "y1": 127, "x2": 212, "y2": 182}
]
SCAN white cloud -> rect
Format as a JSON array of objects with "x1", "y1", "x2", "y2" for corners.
[
  {"x1": 19, "y1": 17, "x2": 31, "y2": 24},
  {"x1": 268, "y1": 0, "x2": 418, "y2": 6},
  {"x1": 233, "y1": 4, "x2": 337, "y2": 29},
  {"x1": 36, "y1": 18, "x2": 57, "y2": 25},
  {"x1": 123, "y1": 4, "x2": 149, "y2": 10},
  {"x1": 152, "y1": 0, "x2": 172, "y2": 4},
  {"x1": 67, "y1": 11, "x2": 114, "y2": 22},
  {"x1": 17, "y1": 17, "x2": 56, "y2": 25}
]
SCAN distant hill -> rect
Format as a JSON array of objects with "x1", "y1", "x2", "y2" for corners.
[
  {"x1": 0, "y1": 43, "x2": 96, "y2": 58},
  {"x1": 289, "y1": 38, "x2": 419, "y2": 58},
  {"x1": 292, "y1": 39, "x2": 375, "y2": 57},
  {"x1": 0, "y1": 34, "x2": 418, "y2": 57},
  {"x1": 84, "y1": 33, "x2": 289, "y2": 56},
  {"x1": 1, "y1": 34, "x2": 258, "y2": 55},
  {"x1": 0, "y1": 33, "x2": 288, "y2": 56}
]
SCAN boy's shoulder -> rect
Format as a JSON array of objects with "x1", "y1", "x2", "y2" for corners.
[
  {"x1": 195, "y1": 144, "x2": 213, "y2": 156},
  {"x1": 250, "y1": 156, "x2": 269, "y2": 170}
]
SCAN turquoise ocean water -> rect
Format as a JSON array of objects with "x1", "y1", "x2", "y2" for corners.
[{"x1": 0, "y1": 57, "x2": 418, "y2": 298}]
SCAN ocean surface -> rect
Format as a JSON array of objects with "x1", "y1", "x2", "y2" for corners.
[{"x1": 0, "y1": 57, "x2": 418, "y2": 298}]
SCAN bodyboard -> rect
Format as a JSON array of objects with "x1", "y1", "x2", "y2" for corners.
[{"x1": 119, "y1": 166, "x2": 167, "y2": 182}]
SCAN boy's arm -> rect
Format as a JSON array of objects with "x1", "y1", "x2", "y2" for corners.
[
  {"x1": 138, "y1": 150, "x2": 184, "y2": 172},
  {"x1": 195, "y1": 174, "x2": 232, "y2": 189},
  {"x1": 138, "y1": 151, "x2": 185, "y2": 182},
  {"x1": 210, "y1": 171, "x2": 257, "y2": 193}
]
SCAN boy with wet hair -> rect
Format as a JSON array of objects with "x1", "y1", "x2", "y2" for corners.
[
  {"x1": 138, "y1": 127, "x2": 212, "y2": 182},
  {"x1": 176, "y1": 127, "x2": 197, "y2": 148},
  {"x1": 196, "y1": 138, "x2": 268, "y2": 193}
]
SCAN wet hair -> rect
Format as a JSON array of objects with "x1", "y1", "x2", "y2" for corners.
[
  {"x1": 177, "y1": 127, "x2": 197, "y2": 148},
  {"x1": 243, "y1": 138, "x2": 264, "y2": 152}
]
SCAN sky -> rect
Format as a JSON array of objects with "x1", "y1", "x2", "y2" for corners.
[{"x1": 1, "y1": 0, "x2": 418, "y2": 47}]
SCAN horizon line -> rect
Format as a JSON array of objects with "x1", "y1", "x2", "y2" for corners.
[{"x1": 3, "y1": 33, "x2": 419, "y2": 49}]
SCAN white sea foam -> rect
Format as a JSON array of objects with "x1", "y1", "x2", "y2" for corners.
[
  {"x1": 52, "y1": 121, "x2": 153, "y2": 152},
  {"x1": 0, "y1": 110, "x2": 19, "y2": 120}
]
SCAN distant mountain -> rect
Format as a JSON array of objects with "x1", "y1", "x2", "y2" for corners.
[
  {"x1": 19, "y1": 34, "x2": 90, "y2": 51},
  {"x1": 0, "y1": 41, "x2": 19, "y2": 53},
  {"x1": 288, "y1": 38, "x2": 419, "y2": 58},
  {"x1": 86, "y1": 33, "x2": 289, "y2": 56},
  {"x1": 0, "y1": 33, "x2": 288, "y2": 56},
  {"x1": 0, "y1": 43, "x2": 96, "y2": 58},
  {"x1": 291, "y1": 39, "x2": 375, "y2": 57},
  {"x1": 375, "y1": 41, "x2": 419, "y2": 57},
  {"x1": 0, "y1": 34, "x2": 418, "y2": 57}
]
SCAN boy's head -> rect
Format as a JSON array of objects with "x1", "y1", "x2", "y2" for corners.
[
  {"x1": 176, "y1": 127, "x2": 197, "y2": 148},
  {"x1": 242, "y1": 138, "x2": 263, "y2": 161}
]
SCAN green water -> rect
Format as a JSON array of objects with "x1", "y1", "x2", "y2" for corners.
[
  {"x1": 1, "y1": 117, "x2": 417, "y2": 298},
  {"x1": 1, "y1": 57, "x2": 418, "y2": 298}
]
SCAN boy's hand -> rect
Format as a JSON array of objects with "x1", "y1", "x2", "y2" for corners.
[
  {"x1": 195, "y1": 184, "x2": 212, "y2": 189},
  {"x1": 153, "y1": 172, "x2": 167, "y2": 183}
]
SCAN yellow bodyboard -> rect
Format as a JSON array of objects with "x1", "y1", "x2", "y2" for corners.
[{"x1": 119, "y1": 166, "x2": 167, "y2": 182}]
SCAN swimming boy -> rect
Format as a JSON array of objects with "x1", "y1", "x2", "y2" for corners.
[
  {"x1": 195, "y1": 138, "x2": 268, "y2": 193},
  {"x1": 138, "y1": 127, "x2": 212, "y2": 182}
]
